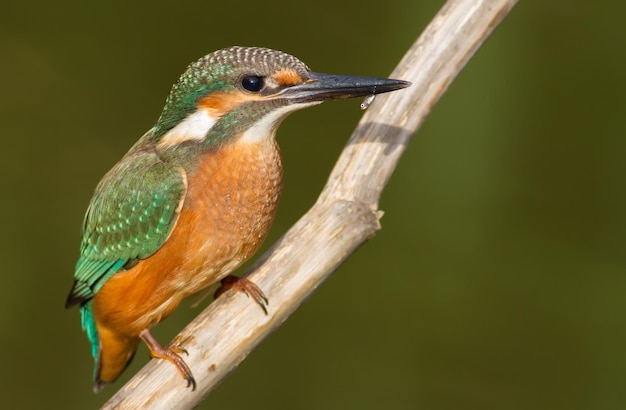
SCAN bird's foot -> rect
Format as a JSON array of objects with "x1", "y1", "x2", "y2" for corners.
[
  {"x1": 215, "y1": 275, "x2": 269, "y2": 314},
  {"x1": 139, "y1": 329, "x2": 196, "y2": 391}
]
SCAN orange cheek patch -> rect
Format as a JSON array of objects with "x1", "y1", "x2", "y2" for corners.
[
  {"x1": 273, "y1": 68, "x2": 303, "y2": 86},
  {"x1": 198, "y1": 91, "x2": 260, "y2": 117}
]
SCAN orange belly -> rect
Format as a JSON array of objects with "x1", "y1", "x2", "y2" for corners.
[{"x1": 92, "y1": 138, "x2": 283, "y2": 337}]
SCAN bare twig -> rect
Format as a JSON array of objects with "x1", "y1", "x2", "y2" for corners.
[{"x1": 102, "y1": 0, "x2": 518, "y2": 408}]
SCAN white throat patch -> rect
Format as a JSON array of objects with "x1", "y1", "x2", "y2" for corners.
[{"x1": 239, "y1": 102, "x2": 320, "y2": 144}]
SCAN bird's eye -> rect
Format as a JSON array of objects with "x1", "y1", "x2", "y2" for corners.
[{"x1": 241, "y1": 75, "x2": 264, "y2": 92}]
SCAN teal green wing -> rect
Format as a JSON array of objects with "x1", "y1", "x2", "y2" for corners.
[{"x1": 66, "y1": 151, "x2": 187, "y2": 307}]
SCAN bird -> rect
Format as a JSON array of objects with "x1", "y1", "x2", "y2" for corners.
[{"x1": 65, "y1": 46, "x2": 410, "y2": 393}]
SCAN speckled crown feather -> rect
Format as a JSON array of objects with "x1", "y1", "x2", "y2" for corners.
[{"x1": 204, "y1": 46, "x2": 311, "y2": 74}]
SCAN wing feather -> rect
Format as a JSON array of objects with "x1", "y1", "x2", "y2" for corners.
[{"x1": 66, "y1": 150, "x2": 187, "y2": 307}]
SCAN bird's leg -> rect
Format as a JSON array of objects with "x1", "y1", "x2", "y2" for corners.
[
  {"x1": 138, "y1": 329, "x2": 196, "y2": 391},
  {"x1": 215, "y1": 275, "x2": 269, "y2": 314}
]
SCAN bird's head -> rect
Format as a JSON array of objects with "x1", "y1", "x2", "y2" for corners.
[{"x1": 152, "y1": 46, "x2": 410, "y2": 149}]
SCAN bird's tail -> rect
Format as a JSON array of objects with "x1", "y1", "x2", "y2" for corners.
[{"x1": 80, "y1": 302, "x2": 139, "y2": 393}]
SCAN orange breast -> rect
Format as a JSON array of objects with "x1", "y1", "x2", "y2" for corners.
[{"x1": 92, "y1": 138, "x2": 283, "y2": 336}]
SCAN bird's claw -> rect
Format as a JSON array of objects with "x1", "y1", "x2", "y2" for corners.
[
  {"x1": 216, "y1": 275, "x2": 269, "y2": 314},
  {"x1": 170, "y1": 344, "x2": 189, "y2": 357},
  {"x1": 139, "y1": 329, "x2": 197, "y2": 391}
]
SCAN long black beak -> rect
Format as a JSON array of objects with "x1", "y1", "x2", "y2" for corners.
[{"x1": 283, "y1": 72, "x2": 411, "y2": 104}]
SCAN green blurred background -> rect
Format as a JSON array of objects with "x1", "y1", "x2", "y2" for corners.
[{"x1": 2, "y1": 0, "x2": 625, "y2": 408}]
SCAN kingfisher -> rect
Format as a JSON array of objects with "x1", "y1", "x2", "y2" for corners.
[{"x1": 65, "y1": 46, "x2": 410, "y2": 393}]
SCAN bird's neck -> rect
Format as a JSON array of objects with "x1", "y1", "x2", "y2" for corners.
[{"x1": 154, "y1": 99, "x2": 308, "y2": 155}]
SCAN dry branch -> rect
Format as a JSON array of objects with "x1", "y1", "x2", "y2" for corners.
[{"x1": 102, "y1": 0, "x2": 518, "y2": 408}]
